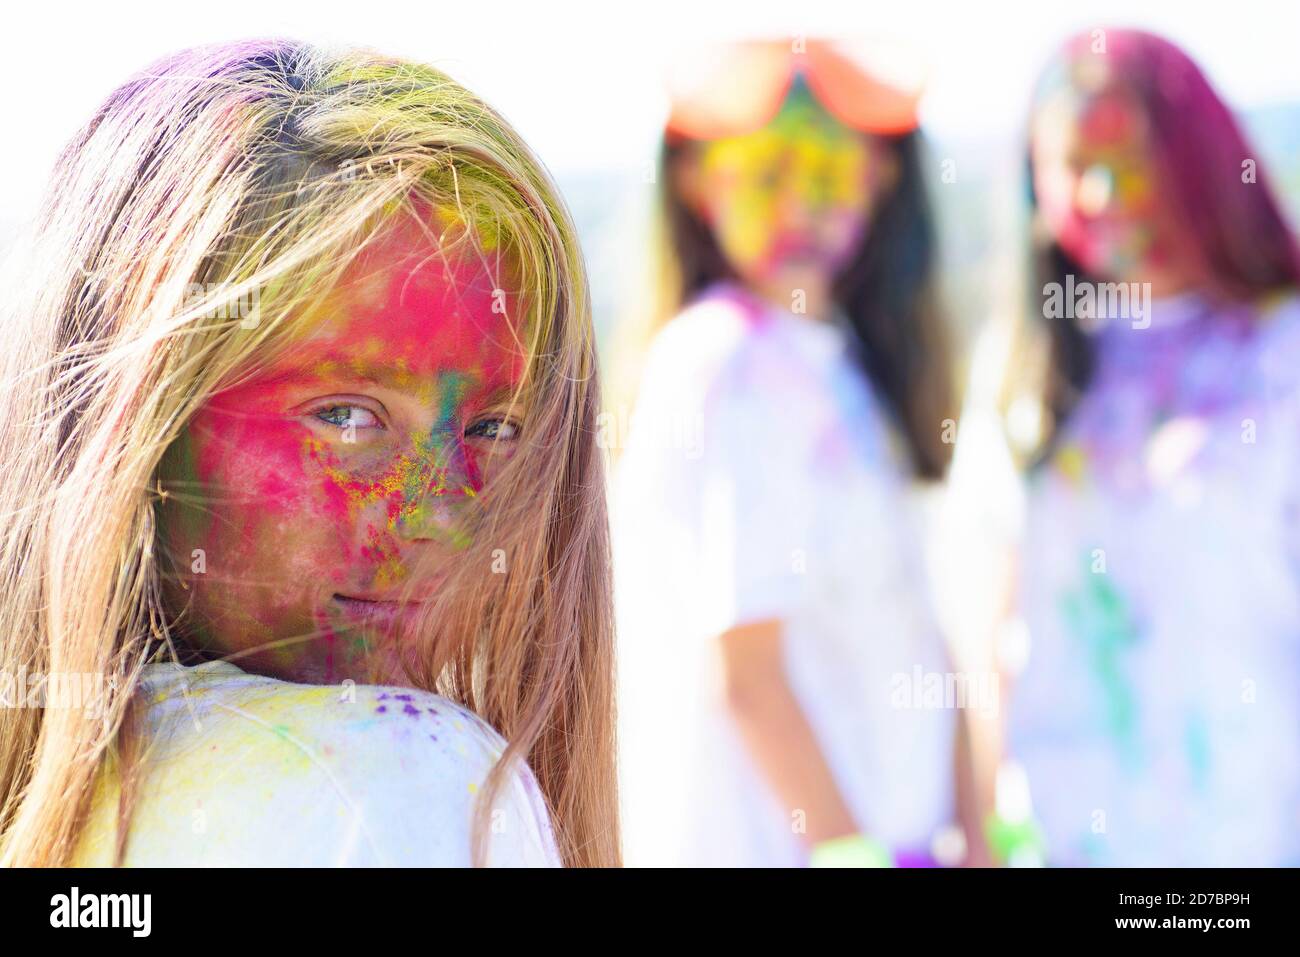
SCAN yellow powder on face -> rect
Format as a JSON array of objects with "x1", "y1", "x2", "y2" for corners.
[{"x1": 371, "y1": 554, "x2": 409, "y2": 592}]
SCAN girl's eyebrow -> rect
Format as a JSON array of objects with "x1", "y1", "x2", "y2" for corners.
[
  {"x1": 258, "y1": 352, "x2": 428, "y2": 390},
  {"x1": 477, "y1": 383, "x2": 526, "y2": 411},
  {"x1": 258, "y1": 354, "x2": 525, "y2": 407},
  {"x1": 262, "y1": 364, "x2": 393, "y2": 388}
]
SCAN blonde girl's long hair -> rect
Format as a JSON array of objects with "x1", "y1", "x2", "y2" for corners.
[{"x1": 0, "y1": 39, "x2": 618, "y2": 867}]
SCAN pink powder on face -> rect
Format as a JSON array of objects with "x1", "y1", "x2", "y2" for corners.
[
  {"x1": 164, "y1": 202, "x2": 528, "y2": 683},
  {"x1": 1033, "y1": 89, "x2": 1167, "y2": 278}
]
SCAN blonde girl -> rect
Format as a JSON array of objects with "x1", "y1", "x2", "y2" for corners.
[{"x1": 0, "y1": 39, "x2": 617, "y2": 867}]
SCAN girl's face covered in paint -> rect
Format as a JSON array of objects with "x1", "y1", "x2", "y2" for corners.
[
  {"x1": 682, "y1": 85, "x2": 892, "y2": 304},
  {"x1": 1032, "y1": 76, "x2": 1174, "y2": 280},
  {"x1": 158, "y1": 206, "x2": 525, "y2": 684}
]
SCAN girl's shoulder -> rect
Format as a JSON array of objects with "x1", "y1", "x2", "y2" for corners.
[
  {"x1": 1254, "y1": 288, "x2": 1300, "y2": 350},
  {"x1": 74, "y1": 661, "x2": 560, "y2": 867},
  {"x1": 1251, "y1": 289, "x2": 1300, "y2": 398}
]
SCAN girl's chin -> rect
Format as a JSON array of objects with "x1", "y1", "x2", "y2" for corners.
[
  {"x1": 746, "y1": 261, "x2": 838, "y2": 297},
  {"x1": 1064, "y1": 227, "x2": 1154, "y2": 278},
  {"x1": 272, "y1": 650, "x2": 407, "y2": 688}
]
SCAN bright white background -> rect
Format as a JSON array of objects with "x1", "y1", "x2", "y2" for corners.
[{"x1": 1, "y1": 0, "x2": 1297, "y2": 217}]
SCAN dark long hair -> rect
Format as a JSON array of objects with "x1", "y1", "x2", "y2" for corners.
[
  {"x1": 659, "y1": 129, "x2": 954, "y2": 480},
  {"x1": 1025, "y1": 29, "x2": 1300, "y2": 457}
]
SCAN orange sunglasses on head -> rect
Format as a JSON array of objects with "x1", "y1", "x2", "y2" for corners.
[{"x1": 665, "y1": 38, "x2": 926, "y2": 142}]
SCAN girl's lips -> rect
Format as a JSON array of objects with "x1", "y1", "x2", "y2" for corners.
[{"x1": 332, "y1": 594, "x2": 430, "y2": 634}]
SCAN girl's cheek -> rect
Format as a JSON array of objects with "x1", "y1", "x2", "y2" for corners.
[
  {"x1": 1036, "y1": 174, "x2": 1092, "y2": 263},
  {"x1": 719, "y1": 202, "x2": 781, "y2": 277},
  {"x1": 700, "y1": 174, "x2": 773, "y2": 269},
  {"x1": 309, "y1": 448, "x2": 435, "y2": 587},
  {"x1": 1054, "y1": 208, "x2": 1090, "y2": 255},
  {"x1": 187, "y1": 414, "x2": 350, "y2": 572},
  {"x1": 191, "y1": 406, "x2": 306, "y2": 505},
  {"x1": 821, "y1": 210, "x2": 868, "y2": 271},
  {"x1": 359, "y1": 501, "x2": 413, "y2": 590}
]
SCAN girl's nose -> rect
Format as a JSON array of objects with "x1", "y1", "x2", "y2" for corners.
[
  {"x1": 1075, "y1": 163, "x2": 1115, "y2": 217},
  {"x1": 394, "y1": 478, "x2": 476, "y2": 545},
  {"x1": 393, "y1": 437, "x2": 477, "y2": 544}
]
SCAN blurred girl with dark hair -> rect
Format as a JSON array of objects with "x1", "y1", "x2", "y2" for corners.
[
  {"x1": 615, "y1": 39, "x2": 966, "y2": 867},
  {"x1": 1003, "y1": 28, "x2": 1300, "y2": 866}
]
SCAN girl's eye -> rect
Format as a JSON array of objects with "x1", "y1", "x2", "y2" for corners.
[
  {"x1": 465, "y1": 418, "x2": 520, "y2": 442},
  {"x1": 314, "y1": 405, "x2": 382, "y2": 430}
]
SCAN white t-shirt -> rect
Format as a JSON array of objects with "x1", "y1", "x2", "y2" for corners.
[
  {"x1": 615, "y1": 283, "x2": 955, "y2": 867},
  {"x1": 74, "y1": 660, "x2": 562, "y2": 866},
  {"x1": 1010, "y1": 291, "x2": 1300, "y2": 866}
]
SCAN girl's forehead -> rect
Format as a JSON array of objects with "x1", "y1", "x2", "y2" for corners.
[
  {"x1": 704, "y1": 97, "x2": 865, "y2": 163},
  {"x1": 286, "y1": 207, "x2": 524, "y2": 383},
  {"x1": 1035, "y1": 85, "x2": 1148, "y2": 153}
]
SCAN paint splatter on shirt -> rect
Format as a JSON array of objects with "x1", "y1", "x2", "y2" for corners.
[
  {"x1": 1010, "y1": 290, "x2": 1300, "y2": 866},
  {"x1": 73, "y1": 660, "x2": 561, "y2": 866}
]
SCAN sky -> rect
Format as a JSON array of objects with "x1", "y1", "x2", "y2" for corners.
[{"x1": 2, "y1": 0, "x2": 1297, "y2": 230}]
